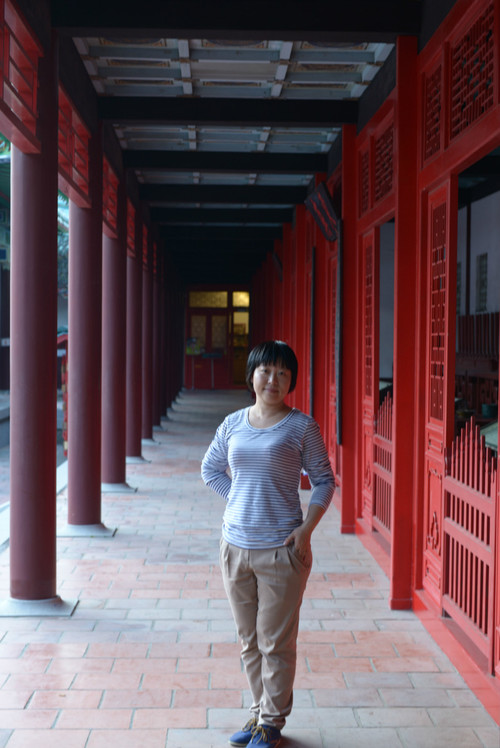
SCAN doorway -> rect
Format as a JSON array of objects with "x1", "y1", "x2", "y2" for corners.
[{"x1": 185, "y1": 288, "x2": 250, "y2": 389}]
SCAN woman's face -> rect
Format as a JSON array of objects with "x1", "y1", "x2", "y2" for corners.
[{"x1": 251, "y1": 361, "x2": 292, "y2": 405}]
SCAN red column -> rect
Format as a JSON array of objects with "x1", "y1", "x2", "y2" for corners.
[
  {"x1": 7, "y1": 40, "x2": 63, "y2": 606},
  {"x1": 292, "y1": 205, "x2": 309, "y2": 414},
  {"x1": 66, "y1": 128, "x2": 105, "y2": 530},
  {"x1": 126, "y1": 217, "x2": 143, "y2": 459},
  {"x1": 159, "y1": 261, "x2": 168, "y2": 417},
  {"x1": 141, "y1": 236, "x2": 154, "y2": 441},
  {"x1": 390, "y1": 36, "x2": 418, "y2": 609},
  {"x1": 339, "y1": 124, "x2": 358, "y2": 534},
  {"x1": 152, "y1": 263, "x2": 162, "y2": 428},
  {"x1": 102, "y1": 180, "x2": 131, "y2": 490}
]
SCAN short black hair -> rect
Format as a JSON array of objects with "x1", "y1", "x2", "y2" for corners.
[{"x1": 246, "y1": 340, "x2": 298, "y2": 393}]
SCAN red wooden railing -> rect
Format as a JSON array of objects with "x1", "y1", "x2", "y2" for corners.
[
  {"x1": 443, "y1": 417, "x2": 497, "y2": 672},
  {"x1": 457, "y1": 312, "x2": 499, "y2": 359},
  {"x1": 372, "y1": 393, "x2": 393, "y2": 543}
]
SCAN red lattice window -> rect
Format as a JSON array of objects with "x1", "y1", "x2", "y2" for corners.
[
  {"x1": 359, "y1": 150, "x2": 370, "y2": 215},
  {"x1": 127, "y1": 199, "x2": 136, "y2": 258},
  {"x1": 424, "y1": 65, "x2": 442, "y2": 161},
  {"x1": 430, "y1": 203, "x2": 447, "y2": 421},
  {"x1": 374, "y1": 125, "x2": 393, "y2": 203},
  {"x1": 102, "y1": 157, "x2": 119, "y2": 237},
  {"x1": 142, "y1": 224, "x2": 148, "y2": 269},
  {"x1": 0, "y1": 0, "x2": 43, "y2": 152},
  {"x1": 364, "y1": 242, "x2": 373, "y2": 398},
  {"x1": 450, "y1": 3, "x2": 495, "y2": 140},
  {"x1": 58, "y1": 87, "x2": 90, "y2": 204}
]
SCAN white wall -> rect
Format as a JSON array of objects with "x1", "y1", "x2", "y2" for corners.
[
  {"x1": 457, "y1": 206, "x2": 467, "y2": 316},
  {"x1": 457, "y1": 191, "x2": 500, "y2": 315}
]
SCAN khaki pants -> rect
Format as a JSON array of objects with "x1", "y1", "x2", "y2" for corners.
[{"x1": 220, "y1": 539, "x2": 312, "y2": 730}]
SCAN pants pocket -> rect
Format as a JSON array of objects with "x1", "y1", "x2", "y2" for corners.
[{"x1": 287, "y1": 543, "x2": 313, "y2": 572}]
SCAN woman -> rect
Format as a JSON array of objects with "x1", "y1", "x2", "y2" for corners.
[{"x1": 201, "y1": 340, "x2": 335, "y2": 748}]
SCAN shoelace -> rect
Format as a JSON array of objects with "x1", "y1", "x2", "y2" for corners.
[
  {"x1": 251, "y1": 725, "x2": 279, "y2": 744},
  {"x1": 243, "y1": 717, "x2": 258, "y2": 732}
]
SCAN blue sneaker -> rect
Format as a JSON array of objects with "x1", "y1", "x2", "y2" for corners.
[
  {"x1": 228, "y1": 715, "x2": 258, "y2": 746},
  {"x1": 248, "y1": 724, "x2": 282, "y2": 747}
]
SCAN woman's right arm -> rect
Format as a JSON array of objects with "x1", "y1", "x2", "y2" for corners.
[{"x1": 201, "y1": 420, "x2": 232, "y2": 500}]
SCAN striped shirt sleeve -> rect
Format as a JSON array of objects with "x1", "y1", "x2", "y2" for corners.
[
  {"x1": 201, "y1": 417, "x2": 232, "y2": 500},
  {"x1": 302, "y1": 419, "x2": 335, "y2": 510}
]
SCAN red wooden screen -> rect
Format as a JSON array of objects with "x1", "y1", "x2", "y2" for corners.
[
  {"x1": 449, "y1": 2, "x2": 495, "y2": 141},
  {"x1": 142, "y1": 224, "x2": 148, "y2": 269},
  {"x1": 0, "y1": 0, "x2": 42, "y2": 152},
  {"x1": 423, "y1": 64, "x2": 442, "y2": 162},
  {"x1": 102, "y1": 157, "x2": 119, "y2": 238},
  {"x1": 58, "y1": 87, "x2": 90, "y2": 206},
  {"x1": 430, "y1": 203, "x2": 447, "y2": 421},
  {"x1": 373, "y1": 124, "x2": 394, "y2": 204},
  {"x1": 361, "y1": 230, "x2": 379, "y2": 524},
  {"x1": 359, "y1": 149, "x2": 370, "y2": 216},
  {"x1": 443, "y1": 417, "x2": 497, "y2": 671},
  {"x1": 373, "y1": 393, "x2": 393, "y2": 543},
  {"x1": 423, "y1": 185, "x2": 455, "y2": 607},
  {"x1": 126, "y1": 199, "x2": 136, "y2": 259},
  {"x1": 328, "y1": 249, "x2": 341, "y2": 482}
]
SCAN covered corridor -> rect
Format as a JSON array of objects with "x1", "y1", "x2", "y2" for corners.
[{"x1": 0, "y1": 390, "x2": 497, "y2": 747}]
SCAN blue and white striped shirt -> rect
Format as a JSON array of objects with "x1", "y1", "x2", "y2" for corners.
[{"x1": 201, "y1": 407, "x2": 335, "y2": 549}]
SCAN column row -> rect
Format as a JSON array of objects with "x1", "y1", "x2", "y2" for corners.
[{"x1": 6, "y1": 42, "x2": 169, "y2": 606}]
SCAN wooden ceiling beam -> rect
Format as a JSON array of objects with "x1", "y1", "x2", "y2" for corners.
[
  {"x1": 98, "y1": 96, "x2": 358, "y2": 127},
  {"x1": 124, "y1": 150, "x2": 327, "y2": 174},
  {"x1": 52, "y1": 1, "x2": 421, "y2": 42},
  {"x1": 151, "y1": 207, "x2": 293, "y2": 224},
  {"x1": 140, "y1": 184, "x2": 306, "y2": 204},
  {"x1": 161, "y1": 226, "x2": 282, "y2": 240}
]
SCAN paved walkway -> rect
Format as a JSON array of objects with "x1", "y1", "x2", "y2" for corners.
[{"x1": 0, "y1": 389, "x2": 498, "y2": 748}]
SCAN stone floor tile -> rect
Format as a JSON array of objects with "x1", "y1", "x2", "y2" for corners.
[
  {"x1": 313, "y1": 687, "x2": 382, "y2": 707},
  {"x1": 56, "y1": 708, "x2": 132, "y2": 729},
  {"x1": 397, "y1": 727, "x2": 485, "y2": 747},
  {"x1": 356, "y1": 706, "x2": 433, "y2": 727},
  {"x1": 0, "y1": 709, "x2": 57, "y2": 728},
  {"x1": 473, "y1": 726, "x2": 500, "y2": 748},
  {"x1": 379, "y1": 686, "x2": 455, "y2": 707},
  {"x1": 71, "y1": 673, "x2": 141, "y2": 690},
  {"x1": 0, "y1": 691, "x2": 30, "y2": 709},
  {"x1": 5, "y1": 730, "x2": 89, "y2": 748},
  {"x1": 2, "y1": 674, "x2": 74, "y2": 691},
  {"x1": 173, "y1": 687, "x2": 241, "y2": 708},
  {"x1": 142, "y1": 672, "x2": 209, "y2": 690},
  {"x1": 100, "y1": 688, "x2": 172, "y2": 709},
  {"x1": 286, "y1": 706, "x2": 358, "y2": 729},
  {"x1": 47, "y1": 657, "x2": 113, "y2": 674},
  {"x1": 317, "y1": 727, "x2": 404, "y2": 747},
  {"x1": 132, "y1": 706, "x2": 206, "y2": 728},
  {"x1": 164, "y1": 727, "x2": 239, "y2": 747},
  {"x1": 29, "y1": 690, "x2": 102, "y2": 709},
  {"x1": 86, "y1": 729, "x2": 166, "y2": 748},
  {"x1": 427, "y1": 706, "x2": 498, "y2": 728}
]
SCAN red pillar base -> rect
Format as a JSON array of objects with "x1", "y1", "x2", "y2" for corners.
[
  {"x1": 58, "y1": 523, "x2": 117, "y2": 538},
  {"x1": 101, "y1": 482, "x2": 137, "y2": 494},
  {"x1": 0, "y1": 596, "x2": 77, "y2": 617}
]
